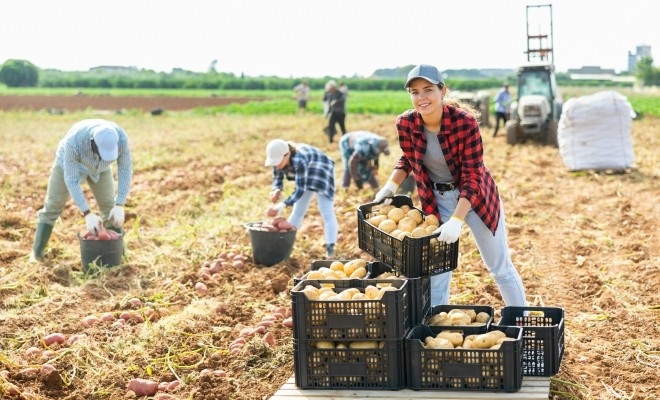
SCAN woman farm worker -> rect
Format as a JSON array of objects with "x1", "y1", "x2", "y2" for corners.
[
  {"x1": 374, "y1": 64, "x2": 527, "y2": 307},
  {"x1": 30, "y1": 119, "x2": 133, "y2": 263},
  {"x1": 264, "y1": 139, "x2": 339, "y2": 258}
]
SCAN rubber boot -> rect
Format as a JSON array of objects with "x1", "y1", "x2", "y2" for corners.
[
  {"x1": 325, "y1": 243, "x2": 335, "y2": 259},
  {"x1": 29, "y1": 222, "x2": 54, "y2": 263}
]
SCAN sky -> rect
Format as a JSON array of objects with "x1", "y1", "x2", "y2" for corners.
[{"x1": 1, "y1": 0, "x2": 657, "y2": 78}]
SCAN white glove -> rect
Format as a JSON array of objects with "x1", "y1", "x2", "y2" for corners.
[
  {"x1": 374, "y1": 180, "x2": 399, "y2": 203},
  {"x1": 85, "y1": 213, "x2": 103, "y2": 235},
  {"x1": 267, "y1": 202, "x2": 286, "y2": 217},
  {"x1": 108, "y1": 205, "x2": 125, "y2": 227},
  {"x1": 433, "y1": 216, "x2": 464, "y2": 244}
]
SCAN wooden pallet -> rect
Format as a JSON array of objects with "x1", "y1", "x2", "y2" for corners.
[{"x1": 270, "y1": 376, "x2": 550, "y2": 399}]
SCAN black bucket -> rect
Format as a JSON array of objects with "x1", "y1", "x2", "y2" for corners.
[
  {"x1": 244, "y1": 222, "x2": 296, "y2": 266},
  {"x1": 78, "y1": 232, "x2": 124, "y2": 272}
]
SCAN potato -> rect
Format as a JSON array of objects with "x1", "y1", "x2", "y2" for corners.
[
  {"x1": 411, "y1": 227, "x2": 428, "y2": 238},
  {"x1": 364, "y1": 285, "x2": 380, "y2": 300},
  {"x1": 424, "y1": 214, "x2": 439, "y2": 226},
  {"x1": 407, "y1": 209, "x2": 424, "y2": 224},
  {"x1": 387, "y1": 207, "x2": 406, "y2": 223},
  {"x1": 397, "y1": 217, "x2": 417, "y2": 233},
  {"x1": 437, "y1": 331, "x2": 464, "y2": 347},
  {"x1": 349, "y1": 341, "x2": 378, "y2": 349},
  {"x1": 349, "y1": 266, "x2": 367, "y2": 278},
  {"x1": 475, "y1": 312, "x2": 491, "y2": 324},
  {"x1": 127, "y1": 378, "x2": 159, "y2": 396},
  {"x1": 376, "y1": 204, "x2": 395, "y2": 215},
  {"x1": 378, "y1": 219, "x2": 397, "y2": 233},
  {"x1": 367, "y1": 215, "x2": 387, "y2": 226},
  {"x1": 316, "y1": 341, "x2": 335, "y2": 349},
  {"x1": 329, "y1": 261, "x2": 344, "y2": 271}
]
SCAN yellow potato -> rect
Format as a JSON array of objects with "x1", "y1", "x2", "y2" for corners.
[
  {"x1": 475, "y1": 312, "x2": 491, "y2": 324},
  {"x1": 367, "y1": 215, "x2": 387, "y2": 226},
  {"x1": 349, "y1": 266, "x2": 367, "y2": 279},
  {"x1": 397, "y1": 217, "x2": 417, "y2": 233},
  {"x1": 424, "y1": 214, "x2": 440, "y2": 226},
  {"x1": 378, "y1": 219, "x2": 397, "y2": 233},
  {"x1": 306, "y1": 270, "x2": 325, "y2": 280},
  {"x1": 407, "y1": 209, "x2": 424, "y2": 224},
  {"x1": 364, "y1": 285, "x2": 380, "y2": 300},
  {"x1": 387, "y1": 207, "x2": 406, "y2": 223},
  {"x1": 329, "y1": 261, "x2": 345, "y2": 271},
  {"x1": 437, "y1": 331, "x2": 464, "y2": 347},
  {"x1": 376, "y1": 204, "x2": 395, "y2": 215},
  {"x1": 411, "y1": 227, "x2": 428, "y2": 238}
]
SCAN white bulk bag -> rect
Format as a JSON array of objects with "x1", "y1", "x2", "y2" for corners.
[{"x1": 558, "y1": 90, "x2": 635, "y2": 171}]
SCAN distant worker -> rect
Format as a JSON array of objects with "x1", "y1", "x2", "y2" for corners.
[
  {"x1": 322, "y1": 80, "x2": 347, "y2": 143},
  {"x1": 339, "y1": 131, "x2": 390, "y2": 190},
  {"x1": 30, "y1": 119, "x2": 133, "y2": 263},
  {"x1": 293, "y1": 80, "x2": 311, "y2": 114},
  {"x1": 492, "y1": 83, "x2": 511, "y2": 137}
]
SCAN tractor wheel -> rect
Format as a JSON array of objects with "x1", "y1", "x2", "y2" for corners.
[
  {"x1": 505, "y1": 120, "x2": 520, "y2": 145},
  {"x1": 546, "y1": 120, "x2": 558, "y2": 147}
]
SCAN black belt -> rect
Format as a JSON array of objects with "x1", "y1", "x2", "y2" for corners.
[{"x1": 432, "y1": 182, "x2": 456, "y2": 192}]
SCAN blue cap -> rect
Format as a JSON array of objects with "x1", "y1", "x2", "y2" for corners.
[{"x1": 405, "y1": 64, "x2": 445, "y2": 88}]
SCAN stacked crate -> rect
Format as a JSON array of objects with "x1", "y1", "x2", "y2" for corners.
[
  {"x1": 357, "y1": 195, "x2": 459, "y2": 326},
  {"x1": 290, "y1": 277, "x2": 409, "y2": 389},
  {"x1": 495, "y1": 306, "x2": 565, "y2": 376}
]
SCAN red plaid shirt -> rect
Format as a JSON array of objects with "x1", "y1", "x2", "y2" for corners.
[{"x1": 394, "y1": 105, "x2": 501, "y2": 234}]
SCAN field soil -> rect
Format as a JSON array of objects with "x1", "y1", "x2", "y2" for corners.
[
  {"x1": 0, "y1": 95, "x2": 255, "y2": 112},
  {"x1": 1, "y1": 96, "x2": 659, "y2": 400}
]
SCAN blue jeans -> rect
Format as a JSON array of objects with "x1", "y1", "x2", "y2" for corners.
[
  {"x1": 288, "y1": 190, "x2": 338, "y2": 246},
  {"x1": 430, "y1": 188, "x2": 527, "y2": 306}
]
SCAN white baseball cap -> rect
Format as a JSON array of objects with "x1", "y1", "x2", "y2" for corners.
[
  {"x1": 92, "y1": 125, "x2": 119, "y2": 161},
  {"x1": 264, "y1": 139, "x2": 289, "y2": 166}
]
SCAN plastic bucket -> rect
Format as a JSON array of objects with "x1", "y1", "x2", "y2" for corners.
[
  {"x1": 244, "y1": 222, "x2": 296, "y2": 266},
  {"x1": 78, "y1": 232, "x2": 124, "y2": 272}
]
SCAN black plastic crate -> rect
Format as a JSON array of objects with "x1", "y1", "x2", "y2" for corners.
[
  {"x1": 293, "y1": 260, "x2": 371, "y2": 286},
  {"x1": 496, "y1": 306, "x2": 565, "y2": 376},
  {"x1": 357, "y1": 195, "x2": 459, "y2": 278},
  {"x1": 294, "y1": 338, "x2": 405, "y2": 390},
  {"x1": 368, "y1": 262, "x2": 430, "y2": 327},
  {"x1": 405, "y1": 325, "x2": 523, "y2": 392},
  {"x1": 425, "y1": 304, "x2": 494, "y2": 336},
  {"x1": 291, "y1": 278, "x2": 410, "y2": 341}
]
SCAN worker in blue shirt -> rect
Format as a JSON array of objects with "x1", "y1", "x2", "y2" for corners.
[
  {"x1": 339, "y1": 131, "x2": 390, "y2": 190},
  {"x1": 264, "y1": 139, "x2": 338, "y2": 258},
  {"x1": 30, "y1": 119, "x2": 133, "y2": 263}
]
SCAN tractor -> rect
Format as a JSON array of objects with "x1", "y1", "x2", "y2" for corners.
[{"x1": 505, "y1": 4, "x2": 563, "y2": 147}]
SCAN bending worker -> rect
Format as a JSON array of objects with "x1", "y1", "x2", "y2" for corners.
[
  {"x1": 339, "y1": 131, "x2": 390, "y2": 190},
  {"x1": 30, "y1": 119, "x2": 133, "y2": 263}
]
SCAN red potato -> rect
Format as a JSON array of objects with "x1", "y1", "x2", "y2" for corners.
[
  {"x1": 42, "y1": 333, "x2": 66, "y2": 346},
  {"x1": 100, "y1": 312, "x2": 115, "y2": 322},
  {"x1": 167, "y1": 380, "x2": 181, "y2": 391},
  {"x1": 107, "y1": 230, "x2": 120, "y2": 240},
  {"x1": 195, "y1": 282, "x2": 208, "y2": 293},
  {"x1": 67, "y1": 334, "x2": 87, "y2": 345},
  {"x1": 282, "y1": 317, "x2": 293, "y2": 328},
  {"x1": 97, "y1": 231, "x2": 111, "y2": 240},
  {"x1": 25, "y1": 346, "x2": 42, "y2": 358},
  {"x1": 127, "y1": 378, "x2": 159, "y2": 396},
  {"x1": 257, "y1": 320, "x2": 274, "y2": 328},
  {"x1": 82, "y1": 315, "x2": 100, "y2": 327},
  {"x1": 127, "y1": 297, "x2": 142, "y2": 308},
  {"x1": 263, "y1": 332, "x2": 276, "y2": 347}
]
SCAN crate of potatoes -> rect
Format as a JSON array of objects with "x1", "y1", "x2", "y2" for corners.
[{"x1": 357, "y1": 195, "x2": 459, "y2": 278}]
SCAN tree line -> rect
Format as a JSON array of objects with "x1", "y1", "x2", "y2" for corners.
[{"x1": 1, "y1": 59, "x2": 657, "y2": 90}]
